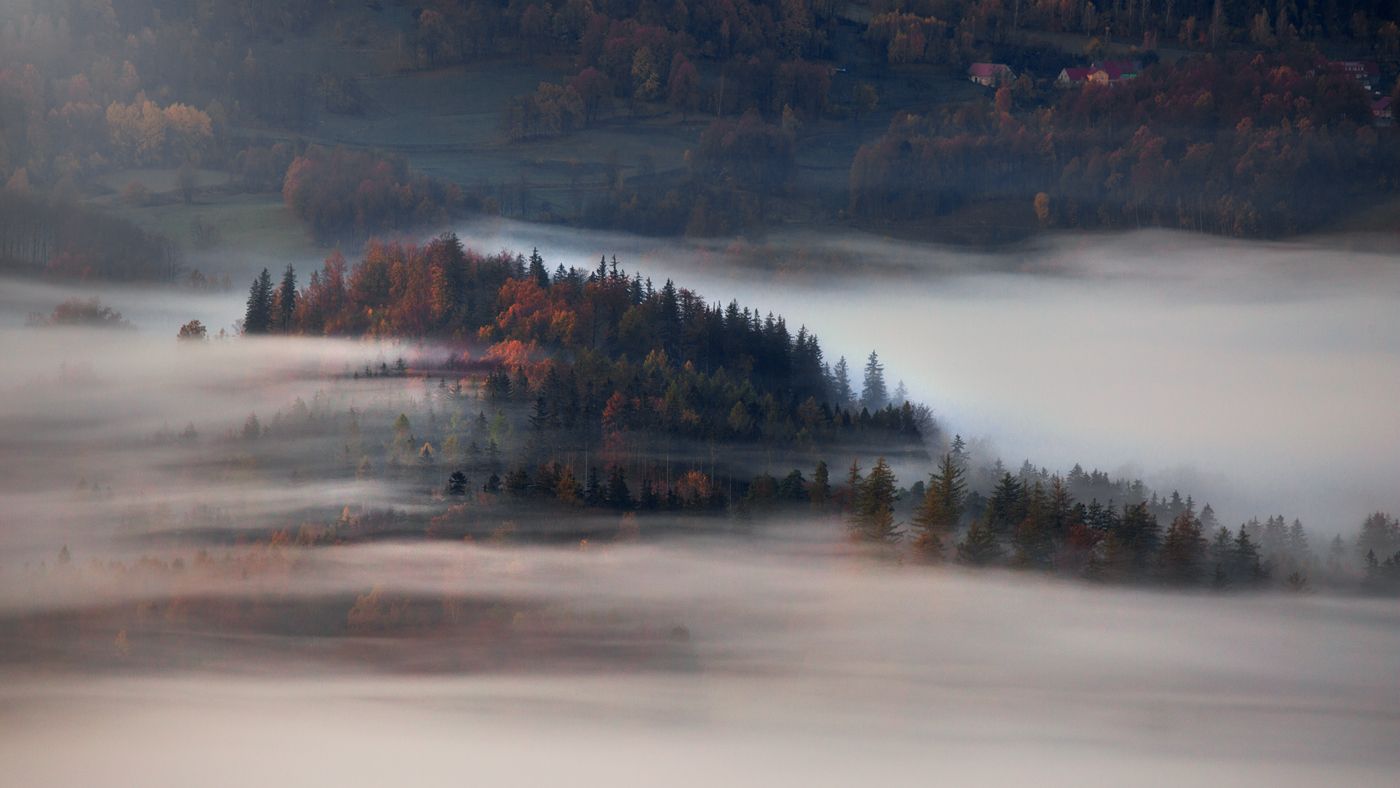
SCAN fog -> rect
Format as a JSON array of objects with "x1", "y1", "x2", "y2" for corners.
[
  {"x1": 444, "y1": 220, "x2": 1400, "y2": 532},
  {"x1": 3, "y1": 539, "x2": 1399, "y2": 786},
  {"x1": 0, "y1": 306, "x2": 443, "y2": 556},
  {"x1": 4, "y1": 226, "x2": 1399, "y2": 786}
]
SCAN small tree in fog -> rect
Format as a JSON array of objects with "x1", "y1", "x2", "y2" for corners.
[
  {"x1": 177, "y1": 319, "x2": 207, "y2": 341},
  {"x1": 831, "y1": 356, "x2": 853, "y2": 405},
  {"x1": 447, "y1": 471, "x2": 468, "y2": 496},
  {"x1": 861, "y1": 351, "x2": 887, "y2": 410}
]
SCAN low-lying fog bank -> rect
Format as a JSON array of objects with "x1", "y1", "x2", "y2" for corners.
[
  {"x1": 9, "y1": 220, "x2": 1400, "y2": 532},
  {"x1": 2, "y1": 540, "x2": 1398, "y2": 787}
]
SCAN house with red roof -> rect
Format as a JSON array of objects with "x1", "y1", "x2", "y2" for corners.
[
  {"x1": 968, "y1": 63, "x2": 1013, "y2": 87},
  {"x1": 1373, "y1": 96, "x2": 1393, "y2": 125},
  {"x1": 1056, "y1": 60, "x2": 1141, "y2": 88}
]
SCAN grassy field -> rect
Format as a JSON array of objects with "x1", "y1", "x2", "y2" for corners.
[{"x1": 92, "y1": 179, "x2": 324, "y2": 278}]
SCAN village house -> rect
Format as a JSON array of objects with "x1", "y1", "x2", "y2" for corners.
[
  {"x1": 1374, "y1": 96, "x2": 1393, "y2": 125},
  {"x1": 1328, "y1": 60, "x2": 1380, "y2": 91},
  {"x1": 968, "y1": 62, "x2": 1013, "y2": 87},
  {"x1": 1056, "y1": 60, "x2": 1141, "y2": 88}
]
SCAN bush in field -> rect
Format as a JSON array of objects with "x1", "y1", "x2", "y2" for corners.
[{"x1": 28, "y1": 297, "x2": 132, "y2": 329}]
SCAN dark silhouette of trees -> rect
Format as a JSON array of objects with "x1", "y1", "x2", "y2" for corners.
[
  {"x1": 1159, "y1": 511, "x2": 1207, "y2": 584},
  {"x1": 276, "y1": 264, "x2": 297, "y2": 332},
  {"x1": 244, "y1": 268, "x2": 273, "y2": 334}
]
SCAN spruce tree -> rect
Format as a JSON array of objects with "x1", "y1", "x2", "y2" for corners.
[
  {"x1": 447, "y1": 470, "x2": 468, "y2": 496},
  {"x1": 832, "y1": 357, "x2": 853, "y2": 405},
  {"x1": 1159, "y1": 511, "x2": 1206, "y2": 585},
  {"x1": 860, "y1": 351, "x2": 887, "y2": 410},
  {"x1": 1013, "y1": 484, "x2": 1052, "y2": 571},
  {"x1": 276, "y1": 264, "x2": 297, "y2": 331},
  {"x1": 505, "y1": 466, "x2": 530, "y2": 495},
  {"x1": 1208, "y1": 526, "x2": 1233, "y2": 585},
  {"x1": 243, "y1": 268, "x2": 274, "y2": 334},
  {"x1": 1287, "y1": 519, "x2": 1312, "y2": 571},
  {"x1": 605, "y1": 465, "x2": 633, "y2": 510},
  {"x1": 1117, "y1": 502, "x2": 1161, "y2": 572},
  {"x1": 1230, "y1": 527, "x2": 1265, "y2": 586},
  {"x1": 912, "y1": 453, "x2": 965, "y2": 560},
  {"x1": 985, "y1": 473, "x2": 1025, "y2": 536},
  {"x1": 529, "y1": 247, "x2": 549, "y2": 288},
  {"x1": 640, "y1": 479, "x2": 660, "y2": 510},
  {"x1": 850, "y1": 457, "x2": 900, "y2": 544},
  {"x1": 778, "y1": 469, "x2": 807, "y2": 502},
  {"x1": 584, "y1": 467, "x2": 602, "y2": 506},
  {"x1": 809, "y1": 461, "x2": 830, "y2": 508},
  {"x1": 957, "y1": 519, "x2": 1003, "y2": 566}
]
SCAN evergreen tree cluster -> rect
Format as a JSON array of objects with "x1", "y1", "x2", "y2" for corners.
[{"x1": 243, "y1": 235, "x2": 933, "y2": 450}]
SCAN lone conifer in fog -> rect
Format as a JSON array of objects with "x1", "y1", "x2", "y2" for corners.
[
  {"x1": 243, "y1": 268, "x2": 274, "y2": 334},
  {"x1": 861, "y1": 351, "x2": 887, "y2": 410}
]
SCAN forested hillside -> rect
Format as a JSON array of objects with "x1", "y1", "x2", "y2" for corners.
[{"x1": 4, "y1": 0, "x2": 1399, "y2": 256}]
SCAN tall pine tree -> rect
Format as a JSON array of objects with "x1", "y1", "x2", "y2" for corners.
[
  {"x1": 243, "y1": 268, "x2": 274, "y2": 334},
  {"x1": 276, "y1": 264, "x2": 297, "y2": 331},
  {"x1": 912, "y1": 453, "x2": 965, "y2": 560},
  {"x1": 860, "y1": 351, "x2": 887, "y2": 410}
]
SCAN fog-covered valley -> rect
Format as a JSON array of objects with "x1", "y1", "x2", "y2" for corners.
[
  {"x1": 8, "y1": 0, "x2": 1400, "y2": 781},
  {"x1": 3, "y1": 226, "x2": 1399, "y2": 785}
]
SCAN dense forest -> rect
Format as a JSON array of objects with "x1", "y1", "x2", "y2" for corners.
[
  {"x1": 240, "y1": 233, "x2": 931, "y2": 452},
  {"x1": 850, "y1": 50, "x2": 1396, "y2": 235},
  {"x1": 4, "y1": 0, "x2": 1398, "y2": 251}
]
